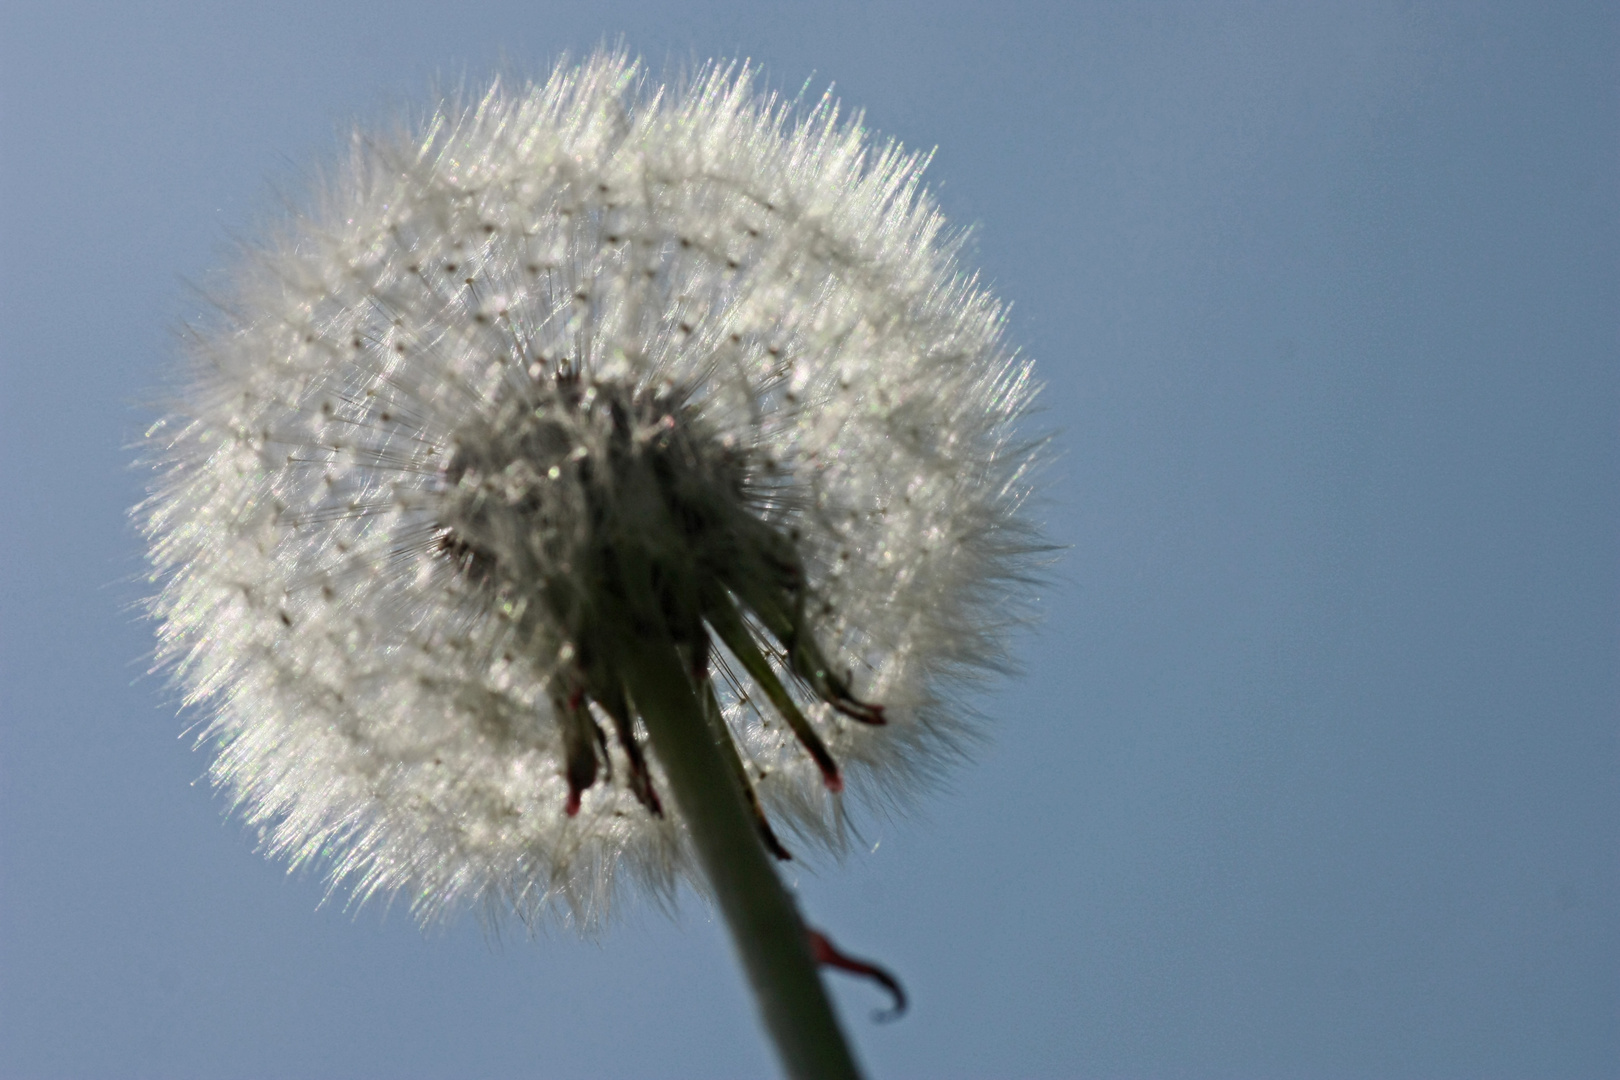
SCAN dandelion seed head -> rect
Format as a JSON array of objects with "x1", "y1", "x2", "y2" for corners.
[{"x1": 141, "y1": 52, "x2": 1043, "y2": 928}]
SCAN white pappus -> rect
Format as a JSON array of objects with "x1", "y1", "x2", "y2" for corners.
[{"x1": 140, "y1": 52, "x2": 1043, "y2": 929}]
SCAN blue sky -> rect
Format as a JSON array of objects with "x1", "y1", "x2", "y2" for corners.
[{"x1": 1, "y1": 3, "x2": 1615, "y2": 1077}]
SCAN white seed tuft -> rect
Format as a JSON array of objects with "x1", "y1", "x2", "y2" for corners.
[{"x1": 139, "y1": 52, "x2": 1044, "y2": 929}]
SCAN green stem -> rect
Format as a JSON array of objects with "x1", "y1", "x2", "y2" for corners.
[{"x1": 621, "y1": 640, "x2": 865, "y2": 1080}]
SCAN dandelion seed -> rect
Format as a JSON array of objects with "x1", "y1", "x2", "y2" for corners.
[{"x1": 139, "y1": 51, "x2": 1042, "y2": 1078}]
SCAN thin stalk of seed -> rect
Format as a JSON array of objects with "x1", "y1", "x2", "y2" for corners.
[{"x1": 705, "y1": 588, "x2": 844, "y2": 792}]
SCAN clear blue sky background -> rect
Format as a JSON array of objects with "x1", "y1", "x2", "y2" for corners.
[{"x1": 1, "y1": 3, "x2": 1614, "y2": 1078}]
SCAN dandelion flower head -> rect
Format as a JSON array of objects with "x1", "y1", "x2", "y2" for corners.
[{"x1": 142, "y1": 52, "x2": 1041, "y2": 927}]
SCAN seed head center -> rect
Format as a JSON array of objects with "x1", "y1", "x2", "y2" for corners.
[{"x1": 436, "y1": 372, "x2": 882, "y2": 829}]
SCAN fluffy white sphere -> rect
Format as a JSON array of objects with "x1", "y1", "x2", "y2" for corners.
[{"x1": 141, "y1": 52, "x2": 1042, "y2": 927}]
